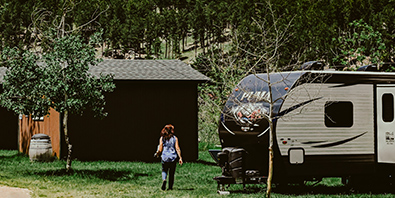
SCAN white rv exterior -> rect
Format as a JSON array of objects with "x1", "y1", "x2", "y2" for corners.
[
  {"x1": 277, "y1": 83, "x2": 375, "y2": 157},
  {"x1": 218, "y1": 70, "x2": 395, "y2": 185},
  {"x1": 377, "y1": 84, "x2": 395, "y2": 164}
]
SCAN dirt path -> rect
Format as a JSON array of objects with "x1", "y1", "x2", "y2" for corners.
[{"x1": 0, "y1": 186, "x2": 31, "y2": 198}]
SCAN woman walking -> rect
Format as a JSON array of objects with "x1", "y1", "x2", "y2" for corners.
[{"x1": 154, "y1": 124, "x2": 183, "y2": 190}]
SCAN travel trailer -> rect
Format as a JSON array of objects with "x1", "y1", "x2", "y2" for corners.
[{"x1": 215, "y1": 70, "x2": 395, "y2": 188}]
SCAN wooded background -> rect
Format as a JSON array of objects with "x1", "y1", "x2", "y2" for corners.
[
  {"x1": 1, "y1": 0, "x2": 395, "y2": 146},
  {"x1": 1, "y1": 0, "x2": 394, "y2": 64}
]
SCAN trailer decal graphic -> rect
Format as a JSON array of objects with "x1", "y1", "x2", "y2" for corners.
[
  {"x1": 386, "y1": 132, "x2": 394, "y2": 145},
  {"x1": 278, "y1": 97, "x2": 323, "y2": 117},
  {"x1": 301, "y1": 140, "x2": 328, "y2": 144},
  {"x1": 310, "y1": 131, "x2": 368, "y2": 148}
]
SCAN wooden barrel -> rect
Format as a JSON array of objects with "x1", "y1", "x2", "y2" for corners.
[{"x1": 29, "y1": 134, "x2": 53, "y2": 162}]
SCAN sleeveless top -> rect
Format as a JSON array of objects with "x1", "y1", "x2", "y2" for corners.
[{"x1": 161, "y1": 136, "x2": 178, "y2": 162}]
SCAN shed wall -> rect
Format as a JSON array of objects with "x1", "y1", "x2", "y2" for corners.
[
  {"x1": 0, "y1": 107, "x2": 18, "y2": 150},
  {"x1": 67, "y1": 80, "x2": 199, "y2": 162}
]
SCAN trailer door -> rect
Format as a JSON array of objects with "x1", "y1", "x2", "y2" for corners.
[{"x1": 377, "y1": 85, "x2": 395, "y2": 164}]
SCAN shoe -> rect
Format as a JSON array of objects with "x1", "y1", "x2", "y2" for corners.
[{"x1": 161, "y1": 180, "x2": 167, "y2": 190}]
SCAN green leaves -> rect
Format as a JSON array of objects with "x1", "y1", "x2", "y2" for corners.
[
  {"x1": 0, "y1": 32, "x2": 115, "y2": 118},
  {"x1": 43, "y1": 34, "x2": 115, "y2": 117},
  {"x1": 0, "y1": 47, "x2": 50, "y2": 116},
  {"x1": 332, "y1": 19, "x2": 386, "y2": 70}
]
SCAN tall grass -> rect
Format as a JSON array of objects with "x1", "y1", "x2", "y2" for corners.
[{"x1": 0, "y1": 149, "x2": 393, "y2": 197}]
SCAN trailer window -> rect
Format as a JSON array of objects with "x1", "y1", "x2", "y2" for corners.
[
  {"x1": 325, "y1": 101, "x2": 353, "y2": 127},
  {"x1": 382, "y1": 93, "x2": 394, "y2": 122}
]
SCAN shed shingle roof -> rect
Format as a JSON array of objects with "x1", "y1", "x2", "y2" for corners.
[
  {"x1": 0, "y1": 59, "x2": 210, "y2": 82},
  {"x1": 89, "y1": 59, "x2": 210, "y2": 81}
]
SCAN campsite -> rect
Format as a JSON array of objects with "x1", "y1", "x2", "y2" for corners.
[{"x1": 1, "y1": 0, "x2": 395, "y2": 197}]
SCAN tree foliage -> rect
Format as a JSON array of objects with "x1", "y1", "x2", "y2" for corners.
[
  {"x1": 333, "y1": 19, "x2": 387, "y2": 70},
  {"x1": 1, "y1": 33, "x2": 114, "y2": 117},
  {"x1": 1, "y1": 0, "x2": 395, "y2": 63},
  {"x1": 0, "y1": 32, "x2": 115, "y2": 171},
  {"x1": 41, "y1": 33, "x2": 115, "y2": 117},
  {"x1": 0, "y1": 48, "x2": 48, "y2": 117}
]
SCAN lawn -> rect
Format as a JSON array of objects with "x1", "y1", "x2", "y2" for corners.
[{"x1": 0, "y1": 149, "x2": 394, "y2": 198}]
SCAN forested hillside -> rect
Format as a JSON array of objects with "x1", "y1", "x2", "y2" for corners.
[
  {"x1": 1, "y1": 0, "x2": 395, "y2": 145},
  {"x1": 1, "y1": 0, "x2": 394, "y2": 63}
]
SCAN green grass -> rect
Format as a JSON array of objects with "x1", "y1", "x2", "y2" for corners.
[{"x1": 0, "y1": 149, "x2": 394, "y2": 197}]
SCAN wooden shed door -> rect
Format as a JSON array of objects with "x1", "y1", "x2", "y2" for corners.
[{"x1": 377, "y1": 85, "x2": 395, "y2": 164}]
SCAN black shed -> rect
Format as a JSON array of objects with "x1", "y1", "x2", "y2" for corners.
[
  {"x1": 66, "y1": 59, "x2": 210, "y2": 162},
  {"x1": 0, "y1": 68, "x2": 18, "y2": 150}
]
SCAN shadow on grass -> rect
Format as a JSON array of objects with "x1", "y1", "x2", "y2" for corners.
[
  {"x1": 227, "y1": 186, "x2": 266, "y2": 194},
  {"x1": 32, "y1": 169, "x2": 149, "y2": 181},
  {"x1": 275, "y1": 183, "x2": 395, "y2": 195},
  {"x1": 195, "y1": 159, "x2": 217, "y2": 166},
  {"x1": 173, "y1": 187, "x2": 195, "y2": 191},
  {"x1": 274, "y1": 184, "x2": 350, "y2": 195},
  {"x1": 223, "y1": 183, "x2": 395, "y2": 196},
  {"x1": 0, "y1": 152, "x2": 27, "y2": 160}
]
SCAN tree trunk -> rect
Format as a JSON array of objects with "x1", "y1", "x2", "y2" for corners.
[
  {"x1": 182, "y1": 35, "x2": 185, "y2": 52},
  {"x1": 165, "y1": 40, "x2": 168, "y2": 59},
  {"x1": 266, "y1": 120, "x2": 274, "y2": 198},
  {"x1": 201, "y1": 35, "x2": 205, "y2": 54},
  {"x1": 266, "y1": 70, "x2": 274, "y2": 198},
  {"x1": 195, "y1": 40, "x2": 197, "y2": 57},
  {"x1": 63, "y1": 110, "x2": 73, "y2": 172},
  {"x1": 170, "y1": 39, "x2": 173, "y2": 59}
]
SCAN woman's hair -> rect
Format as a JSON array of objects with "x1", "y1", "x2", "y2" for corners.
[{"x1": 160, "y1": 124, "x2": 175, "y2": 140}]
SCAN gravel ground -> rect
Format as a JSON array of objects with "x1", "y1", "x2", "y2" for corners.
[{"x1": 0, "y1": 186, "x2": 31, "y2": 198}]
